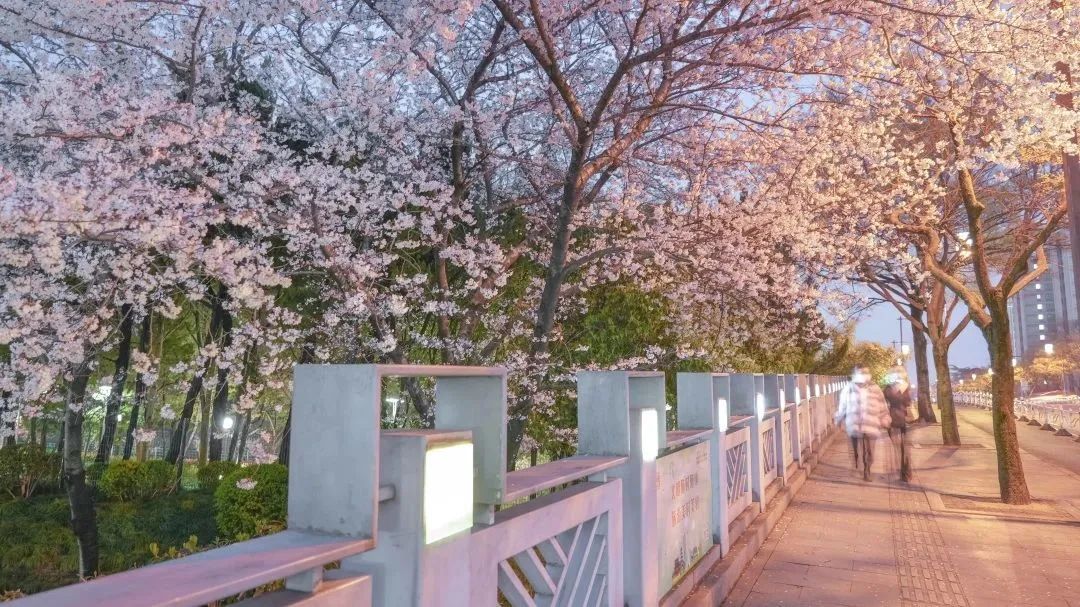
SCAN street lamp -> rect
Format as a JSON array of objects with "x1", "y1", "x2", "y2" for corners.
[
  {"x1": 1045, "y1": 343, "x2": 1055, "y2": 356},
  {"x1": 222, "y1": 415, "x2": 235, "y2": 430},
  {"x1": 901, "y1": 344, "x2": 911, "y2": 357},
  {"x1": 385, "y1": 396, "x2": 401, "y2": 425}
]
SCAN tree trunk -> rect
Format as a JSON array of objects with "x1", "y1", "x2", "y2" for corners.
[
  {"x1": 198, "y1": 391, "x2": 210, "y2": 466},
  {"x1": 986, "y1": 320, "x2": 1032, "y2": 504},
  {"x1": 40, "y1": 419, "x2": 47, "y2": 449},
  {"x1": 930, "y1": 342, "x2": 961, "y2": 445},
  {"x1": 236, "y1": 410, "x2": 252, "y2": 464},
  {"x1": 29, "y1": 417, "x2": 37, "y2": 446},
  {"x1": 62, "y1": 364, "x2": 98, "y2": 579},
  {"x1": 166, "y1": 287, "x2": 225, "y2": 464},
  {"x1": 123, "y1": 315, "x2": 152, "y2": 460},
  {"x1": 96, "y1": 305, "x2": 134, "y2": 463},
  {"x1": 208, "y1": 302, "x2": 233, "y2": 461},
  {"x1": 910, "y1": 311, "x2": 936, "y2": 422}
]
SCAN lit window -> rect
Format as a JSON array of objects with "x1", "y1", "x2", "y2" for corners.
[
  {"x1": 1039, "y1": 324, "x2": 1045, "y2": 330},
  {"x1": 1039, "y1": 314, "x2": 1045, "y2": 320},
  {"x1": 1041, "y1": 334, "x2": 1047, "y2": 340},
  {"x1": 1038, "y1": 304, "x2": 1044, "y2": 310},
  {"x1": 1036, "y1": 284, "x2": 1042, "y2": 290}
]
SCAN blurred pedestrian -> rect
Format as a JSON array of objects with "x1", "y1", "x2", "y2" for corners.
[
  {"x1": 884, "y1": 366, "x2": 913, "y2": 482},
  {"x1": 837, "y1": 365, "x2": 892, "y2": 481}
]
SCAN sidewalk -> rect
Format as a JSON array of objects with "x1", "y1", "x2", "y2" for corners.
[{"x1": 722, "y1": 410, "x2": 1080, "y2": 607}]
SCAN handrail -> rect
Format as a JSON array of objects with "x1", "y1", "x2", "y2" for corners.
[
  {"x1": 13, "y1": 530, "x2": 375, "y2": 607},
  {"x1": 665, "y1": 428, "x2": 712, "y2": 450},
  {"x1": 503, "y1": 455, "x2": 628, "y2": 503}
]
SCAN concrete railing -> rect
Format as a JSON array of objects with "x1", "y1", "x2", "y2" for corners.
[{"x1": 14, "y1": 368, "x2": 844, "y2": 607}]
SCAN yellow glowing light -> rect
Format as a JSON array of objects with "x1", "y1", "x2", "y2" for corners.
[{"x1": 424, "y1": 441, "x2": 474, "y2": 544}]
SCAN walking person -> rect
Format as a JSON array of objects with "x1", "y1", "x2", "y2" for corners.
[
  {"x1": 884, "y1": 367, "x2": 913, "y2": 482},
  {"x1": 836, "y1": 365, "x2": 892, "y2": 481}
]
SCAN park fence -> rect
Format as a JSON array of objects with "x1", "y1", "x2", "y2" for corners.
[
  {"x1": 956, "y1": 390, "x2": 1080, "y2": 435},
  {"x1": 14, "y1": 367, "x2": 844, "y2": 607}
]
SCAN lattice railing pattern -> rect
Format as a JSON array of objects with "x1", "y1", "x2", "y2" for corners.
[
  {"x1": 761, "y1": 418, "x2": 777, "y2": 486},
  {"x1": 781, "y1": 411, "x2": 794, "y2": 466},
  {"x1": 497, "y1": 513, "x2": 610, "y2": 607},
  {"x1": 798, "y1": 404, "x2": 811, "y2": 456},
  {"x1": 724, "y1": 427, "x2": 752, "y2": 523}
]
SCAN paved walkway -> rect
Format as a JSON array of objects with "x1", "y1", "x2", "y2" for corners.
[{"x1": 723, "y1": 409, "x2": 1080, "y2": 607}]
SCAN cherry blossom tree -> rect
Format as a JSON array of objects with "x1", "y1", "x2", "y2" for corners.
[{"x1": 796, "y1": 0, "x2": 1080, "y2": 503}]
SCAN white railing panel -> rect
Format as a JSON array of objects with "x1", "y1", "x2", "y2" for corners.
[
  {"x1": 724, "y1": 426, "x2": 752, "y2": 524},
  {"x1": 760, "y1": 417, "x2": 778, "y2": 487},
  {"x1": 469, "y1": 480, "x2": 624, "y2": 607}
]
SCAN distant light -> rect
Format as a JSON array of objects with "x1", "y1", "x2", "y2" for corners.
[
  {"x1": 116, "y1": 413, "x2": 123, "y2": 421},
  {"x1": 423, "y1": 441, "x2": 474, "y2": 544},
  {"x1": 1012, "y1": 358, "x2": 1018, "y2": 367},
  {"x1": 972, "y1": 373, "x2": 977, "y2": 380},
  {"x1": 986, "y1": 369, "x2": 993, "y2": 376},
  {"x1": 901, "y1": 344, "x2": 910, "y2": 356},
  {"x1": 222, "y1": 416, "x2": 235, "y2": 430},
  {"x1": 957, "y1": 231, "x2": 969, "y2": 241},
  {"x1": 1046, "y1": 343, "x2": 1055, "y2": 355}
]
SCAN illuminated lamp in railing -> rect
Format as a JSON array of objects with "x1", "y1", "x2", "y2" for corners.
[
  {"x1": 423, "y1": 441, "x2": 474, "y2": 544},
  {"x1": 640, "y1": 408, "x2": 659, "y2": 462},
  {"x1": 756, "y1": 392, "x2": 766, "y2": 421},
  {"x1": 779, "y1": 389, "x2": 787, "y2": 411},
  {"x1": 717, "y1": 397, "x2": 729, "y2": 432}
]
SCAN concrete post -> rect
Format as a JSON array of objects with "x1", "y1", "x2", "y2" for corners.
[
  {"x1": 578, "y1": 371, "x2": 664, "y2": 607},
  {"x1": 676, "y1": 372, "x2": 731, "y2": 554},
  {"x1": 344, "y1": 430, "x2": 475, "y2": 607},
  {"x1": 434, "y1": 375, "x2": 507, "y2": 524},
  {"x1": 730, "y1": 373, "x2": 765, "y2": 513},
  {"x1": 289, "y1": 365, "x2": 381, "y2": 537}
]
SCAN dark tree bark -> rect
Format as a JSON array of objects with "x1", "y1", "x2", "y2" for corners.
[
  {"x1": 208, "y1": 302, "x2": 233, "y2": 462},
  {"x1": 931, "y1": 343, "x2": 960, "y2": 445},
  {"x1": 236, "y1": 410, "x2": 252, "y2": 464},
  {"x1": 62, "y1": 363, "x2": 98, "y2": 578},
  {"x1": 986, "y1": 306, "x2": 1031, "y2": 504},
  {"x1": 123, "y1": 315, "x2": 152, "y2": 460},
  {"x1": 910, "y1": 309, "x2": 936, "y2": 422},
  {"x1": 166, "y1": 286, "x2": 226, "y2": 464},
  {"x1": 279, "y1": 337, "x2": 315, "y2": 466},
  {"x1": 29, "y1": 417, "x2": 37, "y2": 445},
  {"x1": 96, "y1": 304, "x2": 134, "y2": 463}
]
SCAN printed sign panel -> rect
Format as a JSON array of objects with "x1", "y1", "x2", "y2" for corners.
[{"x1": 656, "y1": 440, "x2": 712, "y2": 593}]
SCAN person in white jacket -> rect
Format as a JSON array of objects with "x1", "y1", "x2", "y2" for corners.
[{"x1": 836, "y1": 365, "x2": 892, "y2": 481}]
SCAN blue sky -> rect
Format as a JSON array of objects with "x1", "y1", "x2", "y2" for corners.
[{"x1": 854, "y1": 298, "x2": 989, "y2": 380}]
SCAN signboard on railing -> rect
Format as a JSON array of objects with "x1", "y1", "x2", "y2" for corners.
[{"x1": 656, "y1": 440, "x2": 712, "y2": 593}]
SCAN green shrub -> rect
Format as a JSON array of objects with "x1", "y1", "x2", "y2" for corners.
[
  {"x1": 197, "y1": 461, "x2": 240, "y2": 492},
  {"x1": 0, "y1": 444, "x2": 61, "y2": 499},
  {"x1": 98, "y1": 460, "x2": 174, "y2": 502},
  {"x1": 214, "y1": 464, "x2": 287, "y2": 539},
  {"x1": 0, "y1": 490, "x2": 218, "y2": 595}
]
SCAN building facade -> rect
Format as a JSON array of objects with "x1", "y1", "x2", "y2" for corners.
[{"x1": 1008, "y1": 241, "x2": 1079, "y2": 361}]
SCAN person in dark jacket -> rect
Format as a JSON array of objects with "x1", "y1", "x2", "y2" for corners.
[{"x1": 883, "y1": 367, "x2": 913, "y2": 482}]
